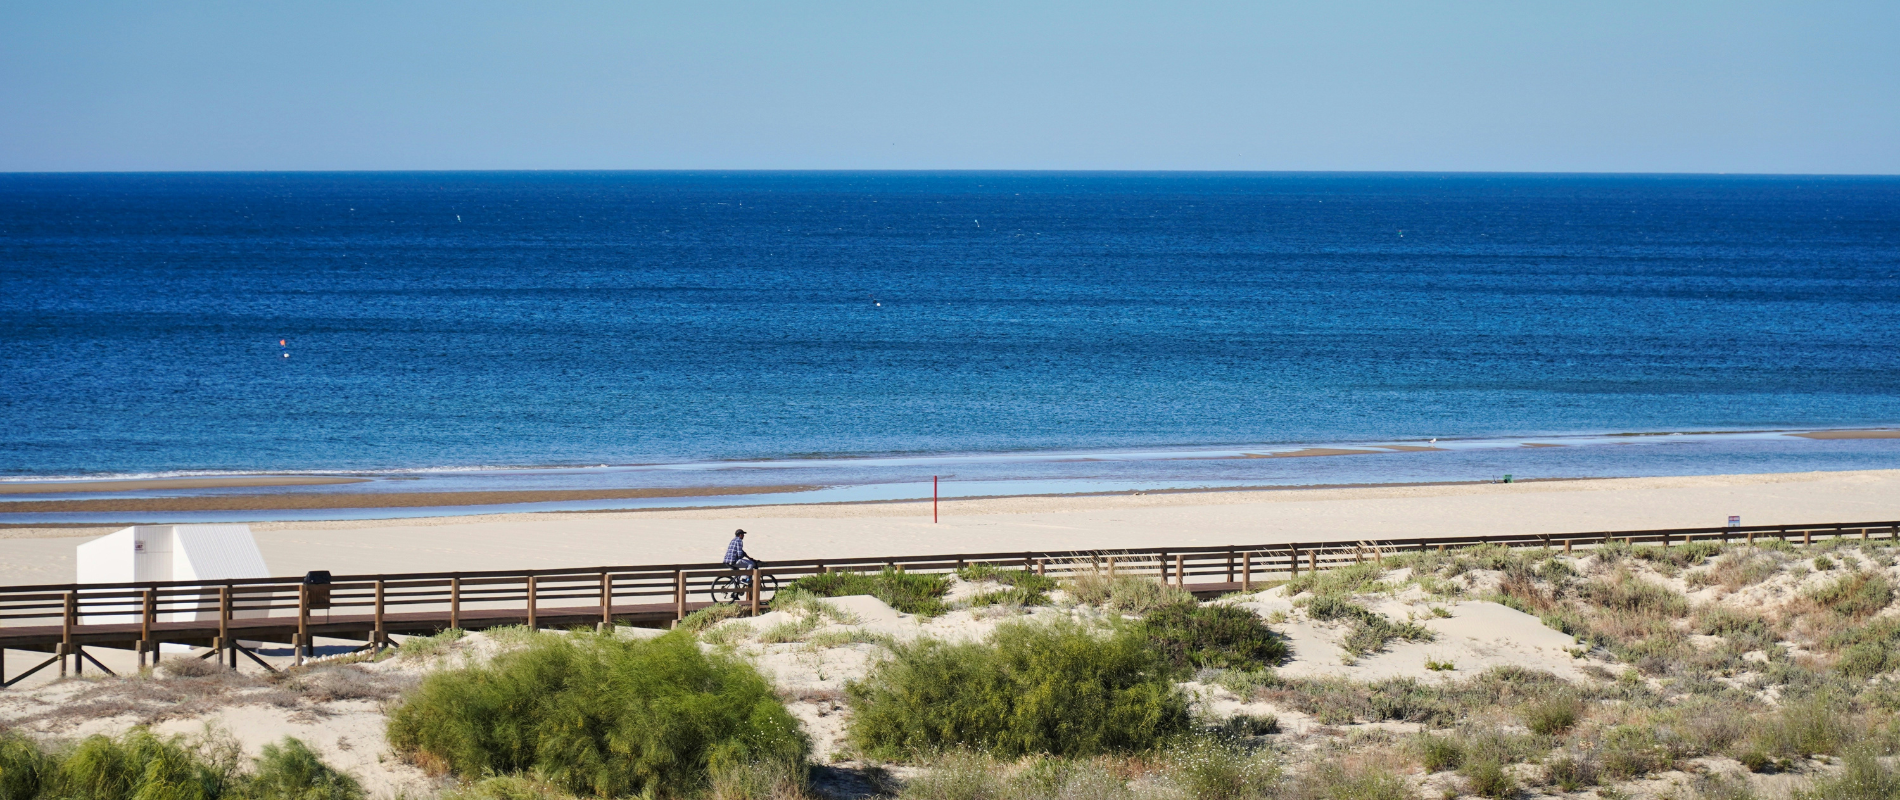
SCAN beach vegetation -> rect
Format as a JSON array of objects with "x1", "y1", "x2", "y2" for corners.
[
  {"x1": 1138, "y1": 603, "x2": 1288, "y2": 670},
  {"x1": 1301, "y1": 595, "x2": 1434, "y2": 660},
  {"x1": 846, "y1": 619, "x2": 1189, "y2": 758},
  {"x1": 783, "y1": 569, "x2": 950, "y2": 616},
  {"x1": 386, "y1": 629, "x2": 808, "y2": 798},
  {"x1": 1060, "y1": 569, "x2": 1194, "y2": 614},
  {"x1": 956, "y1": 565, "x2": 1059, "y2": 607},
  {"x1": 0, "y1": 729, "x2": 359, "y2": 800}
]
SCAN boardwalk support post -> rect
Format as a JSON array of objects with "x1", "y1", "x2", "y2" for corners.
[
  {"x1": 1242, "y1": 552, "x2": 1252, "y2": 591},
  {"x1": 60, "y1": 591, "x2": 75, "y2": 677},
  {"x1": 374, "y1": 580, "x2": 387, "y2": 653},
  {"x1": 674, "y1": 571, "x2": 686, "y2": 624},
  {"x1": 296, "y1": 584, "x2": 310, "y2": 667}
]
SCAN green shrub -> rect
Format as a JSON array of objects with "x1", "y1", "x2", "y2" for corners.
[
  {"x1": 0, "y1": 732, "x2": 53, "y2": 800},
  {"x1": 1460, "y1": 757, "x2": 1516, "y2": 799},
  {"x1": 1518, "y1": 695, "x2": 1583, "y2": 735},
  {"x1": 1740, "y1": 695, "x2": 1855, "y2": 760},
  {"x1": 1832, "y1": 618, "x2": 1900, "y2": 677},
  {"x1": 55, "y1": 728, "x2": 237, "y2": 800},
  {"x1": 249, "y1": 737, "x2": 363, "y2": 800},
  {"x1": 1139, "y1": 604, "x2": 1288, "y2": 671},
  {"x1": 386, "y1": 630, "x2": 807, "y2": 798},
  {"x1": 1807, "y1": 572, "x2": 1895, "y2": 619},
  {"x1": 1598, "y1": 725, "x2": 1666, "y2": 779},
  {"x1": 1414, "y1": 733, "x2": 1463, "y2": 772},
  {"x1": 1542, "y1": 753, "x2": 1597, "y2": 791},
  {"x1": 845, "y1": 619, "x2": 1189, "y2": 758},
  {"x1": 0, "y1": 730, "x2": 357, "y2": 800},
  {"x1": 783, "y1": 569, "x2": 950, "y2": 616},
  {"x1": 1581, "y1": 575, "x2": 1689, "y2": 617}
]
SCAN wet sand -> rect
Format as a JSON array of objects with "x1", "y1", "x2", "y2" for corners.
[
  {"x1": 0, "y1": 485, "x2": 817, "y2": 514},
  {"x1": 0, "y1": 476, "x2": 369, "y2": 494},
  {"x1": 1, "y1": 469, "x2": 1896, "y2": 587},
  {"x1": 1792, "y1": 430, "x2": 1900, "y2": 440}
]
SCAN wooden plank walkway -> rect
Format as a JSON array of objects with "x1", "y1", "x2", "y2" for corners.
[{"x1": 3, "y1": 518, "x2": 1895, "y2": 685}]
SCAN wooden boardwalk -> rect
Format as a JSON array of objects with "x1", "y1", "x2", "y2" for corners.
[{"x1": 3, "y1": 519, "x2": 1895, "y2": 686}]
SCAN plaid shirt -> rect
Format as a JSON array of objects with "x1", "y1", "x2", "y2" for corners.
[{"x1": 723, "y1": 537, "x2": 748, "y2": 565}]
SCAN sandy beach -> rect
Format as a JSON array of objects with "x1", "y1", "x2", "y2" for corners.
[{"x1": 1, "y1": 468, "x2": 1897, "y2": 587}]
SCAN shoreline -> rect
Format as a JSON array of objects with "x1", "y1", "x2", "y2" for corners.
[
  {"x1": 0, "y1": 484, "x2": 819, "y2": 515},
  {"x1": 1, "y1": 427, "x2": 1893, "y2": 487},
  {"x1": 0, "y1": 475, "x2": 371, "y2": 494}
]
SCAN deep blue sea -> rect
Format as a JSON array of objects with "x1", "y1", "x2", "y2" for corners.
[{"x1": 3, "y1": 172, "x2": 1899, "y2": 519}]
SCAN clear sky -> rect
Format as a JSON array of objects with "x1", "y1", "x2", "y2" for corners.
[{"x1": 2, "y1": 2, "x2": 1895, "y2": 173}]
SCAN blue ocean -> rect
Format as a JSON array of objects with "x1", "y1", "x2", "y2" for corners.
[{"x1": 2, "y1": 172, "x2": 1898, "y2": 519}]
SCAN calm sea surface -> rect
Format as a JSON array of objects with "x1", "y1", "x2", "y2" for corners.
[{"x1": 2, "y1": 172, "x2": 1898, "y2": 512}]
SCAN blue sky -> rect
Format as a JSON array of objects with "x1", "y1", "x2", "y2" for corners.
[{"x1": 2, "y1": 2, "x2": 1895, "y2": 173}]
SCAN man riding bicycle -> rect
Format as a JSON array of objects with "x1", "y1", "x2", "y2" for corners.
[{"x1": 723, "y1": 529, "x2": 758, "y2": 571}]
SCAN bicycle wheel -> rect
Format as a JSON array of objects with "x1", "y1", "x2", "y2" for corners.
[
  {"x1": 709, "y1": 574, "x2": 745, "y2": 604},
  {"x1": 757, "y1": 573, "x2": 780, "y2": 600}
]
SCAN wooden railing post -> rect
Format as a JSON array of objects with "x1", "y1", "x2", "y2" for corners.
[
  {"x1": 450, "y1": 576, "x2": 462, "y2": 629},
  {"x1": 1564, "y1": 539, "x2": 1573, "y2": 555},
  {"x1": 749, "y1": 568, "x2": 761, "y2": 616},
  {"x1": 673, "y1": 570, "x2": 686, "y2": 623},
  {"x1": 1804, "y1": 530, "x2": 1812, "y2": 546},
  {"x1": 1309, "y1": 550, "x2": 1318, "y2": 572},
  {"x1": 139, "y1": 588, "x2": 156, "y2": 667},
  {"x1": 297, "y1": 584, "x2": 310, "y2": 666},
  {"x1": 1226, "y1": 549, "x2": 1235, "y2": 583},
  {"x1": 527, "y1": 575, "x2": 539, "y2": 630},
  {"x1": 373, "y1": 580, "x2": 387, "y2": 649},
  {"x1": 1242, "y1": 552, "x2": 1253, "y2": 590},
  {"x1": 1106, "y1": 556, "x2": 1116, "y2": 577},
  {"x1": 599, "y1": 572, "x2": 613, "y2": 630},
  {"x1": 60, "y1": 591, "x2": 75, "y2": 677},
  {"x1": 1288, "y1": 544, "x2": 1299, "y2": 577},
  {"x1": 1175, "y1": 554, "x2": 1185, "y2": 588},
  {"x1": 1158, "y1": 551, "x2": 1167, "y2": 584},
  {"x1": 218, "y1": 585, "x2": 232, "y2": 668}
]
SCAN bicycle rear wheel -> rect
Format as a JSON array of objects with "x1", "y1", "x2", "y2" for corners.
[{"x1": 709, "y1": 575, "x2": 745, "y2": 604}]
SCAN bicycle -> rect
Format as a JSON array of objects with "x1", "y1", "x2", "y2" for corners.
[{"x1": 710, "y1": 562, "x2": 779, "y2": 604}]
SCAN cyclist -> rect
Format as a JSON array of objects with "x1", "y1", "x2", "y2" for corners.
[{"x1": 722, "y1": 529, "x2": 758, "y2": 571}]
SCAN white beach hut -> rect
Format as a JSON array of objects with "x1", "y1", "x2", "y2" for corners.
[{"x1": 76, "y1": 524, "x2": 271, "y2": 623}]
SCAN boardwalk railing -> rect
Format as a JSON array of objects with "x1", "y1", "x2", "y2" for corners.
[{"x1": 2, "y1": 519, "x2": 1895, "y2": 685}]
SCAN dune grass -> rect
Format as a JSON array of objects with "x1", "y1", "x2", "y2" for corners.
[
  {"x1": 386, "y1": 629, "x2": 807, "y2": 798},
  {"x1": 782, "y1": 569, "x2": 950, "y2": 616}
]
